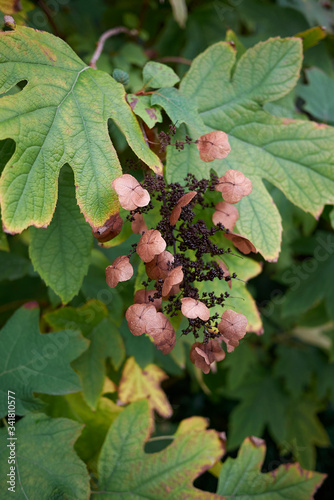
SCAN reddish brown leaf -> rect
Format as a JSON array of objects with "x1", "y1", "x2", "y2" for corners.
[
  {"x1": 92, "y1": 212, "x2": 123, "y2": 243},
  {"x1": 131, "y1": 213, "x2": 148, "y2": 235},
  {"x1": 218, "y1": 309, "x2": 247, "y2": 349},
  {"x1": 125, "y1": 303, "x2": 157, "y2": 336},
  {"x1": 215, "y1": 170, "x2": 252, "y2": 203},
  {"x1": 136, "y1": 229, "x2": 166, "y2": 262},
  {"x1": 112, "y1": 174, "x2": 150, "y2": 211},
  {"x1": 170, "y1": 191, "x2": 197, "y2": 226},
  {"x1": 105, "y1": 255, "x2": 133, "y2": 288},
  {"x1": 218, "y1": 260, "x2": 232, "y2": 289},
  {"x1": 147, "y1": 312, "x2": 176, "y2": 354},
  {"x1": 162, "y1": 266, "x2": 184, "y2": 297},
  {"x1": 212, "y1": 202, "x2": 239, "y2": 231},
  {"x1": 181, "y1": 297, "x2": 210, "y2": 321},
  {"x1": 197, "y1": 131, "x2": 231, "y2": 162},
  {"x1": 190, "y1": 340, "x2": 225, "y2": 374},
  {"x1": 145, "y1": 251, "x2": 174, "y2": 280},
  {"x1": 134, "y1": 289, "x2": 162, "y2": 310},
  {"x1": 224, "y1": 231, "x2": 257, "y2": 254}
]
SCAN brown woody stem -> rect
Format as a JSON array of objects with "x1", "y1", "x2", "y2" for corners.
[{"x1": 89, "y1": 27, "x2": 138, "y2": 69}]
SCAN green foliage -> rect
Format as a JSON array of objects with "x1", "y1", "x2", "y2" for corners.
[
  {"x1": 0, "y1": 306, "x2": 88, "y2": 417},
  {"x1": 217, "y1": 437, "x2": 325, "y2": 499},
  {"x1": 0, "y1": 413, "x2": 90, "y2": 499},
  {"x1": 29, "y1": 166, "x2": 93, "y2": 304},
  {"x1": 95, "y1": 399, "x2": 223, "y2": 498},
  {"x1": 0, "y1": 25, "x2": 162, "y2": 234},
  {"x1": 0, "y1": 0, "x2": 334, "y2": 496}
]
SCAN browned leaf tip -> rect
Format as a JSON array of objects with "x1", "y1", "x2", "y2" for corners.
[
  {"x1": 218, "y1": 309, "x2": 247, "y2": 351},
  {"x1": 92, "y1": 212, "x2": 123, "y2": 243},
  {"x1": 136, "y1": 229, "x2": 166, "y2": 262},
  {"x1": 181, "y1": 297, "x2": 210, "y2": 321},
  {"x1": 112, "y1": 174, "x2": 150, "y2": 211},
  {"x1": 147, "y1": 312, "x2": 176, "y2": 354},
  {"x1": 215, "y1": 169, "x2": 252, "y2": 203},
  {"x1": 212, "y1": 201, "x2": 239, "y2": 231},
  {"x1": 131, "y1": 213, "x2": 148, "y2": 235},
  {"x1": 190, "y1": 340, "x2": 226, "y2": 374},
  {"x1": 125, "y1": 303, "x2": 157, "y2": 336},
  {"x1": 105, "y1": 255, "x2": 133, "y2": 288},
  {"x1": 134, "y1": 289, "x2": 162, "y2": 309},
  {"x1": 170, "y1": 191, "x2": 197, "y2": 226},
  {"x1": 145, "y1": 250, "x2": 174, "y2": 280},
  {"x1": 197, "y1": 131, "x2": 231, "y2": 162},
  {"x1": 162, "y1": 266, "x2": 184, "y2": 297},
  {"x1": 224, "y1": 231, "x2": 257, "y2": 254}
]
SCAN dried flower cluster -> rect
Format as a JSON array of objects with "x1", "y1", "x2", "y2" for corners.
[{"x1": 105, "y1": 131, "x2": 255, "y2": 373}]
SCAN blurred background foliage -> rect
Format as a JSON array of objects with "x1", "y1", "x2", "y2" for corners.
[{"x1": 0, "y1": 0, "x2": 334, "y2": 497}]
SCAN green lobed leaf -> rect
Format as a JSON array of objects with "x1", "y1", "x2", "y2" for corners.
[
  {"x1": 0, "y1": 306, "x2": 88, "y2": 417},
  {"x1": 166, "y1": 38, "x2": 334, "y2": 260},
  {"x1": 151, "y1": 87, "x2": 202, "y2": 126},
  {"x1": 0, "y1": 413, "x2": 90, "y2": 499},
  {"x1": 143, "y1": 61, "x2": 180, "y2": 88},
  {"x1": 29, "y1": 166, "x2": 93, "y2": 304},
  {"x1": 216, "y1": 437, "x2": 326, "y2": 499},
  {"x1": 95, "y1": 399, "x2": 224, "y2": 498},
  {"x1": 0, "y1": 25, "x2": 162, "y2": 234}
]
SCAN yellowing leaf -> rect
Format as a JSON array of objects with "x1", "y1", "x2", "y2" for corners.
[
  {"x1": 0, "y1": 26, "x2": 162, "y2": 234},
  {"x1": 118, "y1": 356, "x2": 172, "y2": 418},
  {"x1": 96, "y1": 399, "x2": 224, "y2": 498}
]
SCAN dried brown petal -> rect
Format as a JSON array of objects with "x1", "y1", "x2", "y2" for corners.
[
  {"x1": 136, "y1": 229, "x2": 166, "y2": 263},
  {"x1": 131, "y1": 213, "x2": 148, "y2": 235},
  {"x1": 125, "y1": 303, "x2": 157, "y2": 336},
  {"x1": 218, "y1": 309, "x2": 247, "y2": 348},
  {"x1": 145, "y1": 251, "x2": 174, "y2": 280},
  {"x1": 92, "y1": 212, "x2": 123, "y2": 243},
  {"x1": 218, "y1": 259, "x2": 232, "y2": 289},
  {"x1": 105, "y1": 255, "x2": 133, "y2": 288},
  {"x1": 215, "y1": 170, "x2": 252, "y2": 203},
  {"x1": 181, "y1": 297, "x2": 210, "y2": 321},
  {"x1": 224, "y1": 231, "x2": 257, "y2": 254},
  {"x1": 162, "y1": 266, "x2": 183, "y2": 297},
  {"x1": 112, "y1": 174, "x2": 150, "y2": 211},
  {"x1": 170, "y1": 191, "x2": 197, "y2": 226},
  {"x1": 147, "y1": 312, "x2": 176, "y2": 354},
  {"x1": 197, "y1": 131, "x2": 231, "y2": 162},
  {"x1": 134, "y1": 289, "x2": 162, "y2": 310},
  {"x1": 190, "y1": 339, "x2": 225, "y2": 374},
  {"x1": 212, "y1": 202, "x2": 239, "y2": 231}
]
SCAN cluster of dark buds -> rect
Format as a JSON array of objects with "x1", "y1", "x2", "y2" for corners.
[{"x1": 104, "y1": 133, "x2": 256, "y2": 373}]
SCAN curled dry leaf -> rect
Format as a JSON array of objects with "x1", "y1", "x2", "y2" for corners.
[
  {"x1": 224, "y1": 231, "x2": 257, "y2": 254},
  {"x1": 181, "y1": 297, "x2": 210, "y2": 321},
  {"x1": 134, "y1": 289, "x2": 162, "y2": 310},
  {"x1": 105, "y1": 255, "x2": 133, "y2": 288},
  {"x1": 215, "y1": 169, "x2": 252, "y2": 203},
  {"x1": 170, "y1": 191, "x2": 197, "y2": 226},
  {"x1": 125, "y1": 303, "x2": 157, "y2": 336},
  {"x1": 92, "y1": 212, "x2": 123, "y2": 243},
  {"x1": 162, "y1": 266, "x2": 184, "y2": 297},
  {"x1": 218, "y1": 259, "x2": 232, "y2": 289},
  {"x1": 212, "y1": 202, "x2": 239, "y2": 231},
  {"x1": 131, "y1": 213, "x2": 148, "y2": 235},
  {"x1": 197, "y1": 131, "x2": 231, "y2": 162},
  {"x1": 190, "y1": 340, "x2": 226, "y2": 374},
  {"x1": 218, "y1": 309, "x2": 247, "y2": 350},
  {"x1": 147, "y1": 312, "x2": 176, "y2": 354},
  {"x1": 136, "y1": 229, "x2": 166, "y2": 262},
  {"x1": 145, "y1": 250, "x2": 174, "y2": 280},
  {"x1": 112, "y1": 174, "x2": 150, "y2": 211}
]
